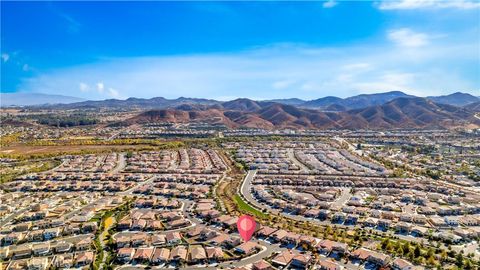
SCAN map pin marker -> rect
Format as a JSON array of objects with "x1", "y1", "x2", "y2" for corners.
[{"x1": 237, "y1": 215, "x2": 256, "y2": 242}]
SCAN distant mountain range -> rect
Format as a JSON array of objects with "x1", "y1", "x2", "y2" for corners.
[
  {"x1": 426, "y1": 92, "x2": 480, "y2": 107},
  {"x1": 299, "y1": 91, "x2": 415, "y2": 110},
  {"x1": 121, "y1": 97, "x2": 480, "y2": 130},
  {"x1": 1, "y1": 93, "x2": 85, "y2": 106},
  {"x1": 2, "y1": 91, "x2": 479, "y2": 109},
  {"x1": 2, "y1": 91, "x2": 479, "y2": 130}
]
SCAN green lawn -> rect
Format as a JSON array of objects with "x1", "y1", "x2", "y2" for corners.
[{"x1": 233, "y1": 194, "x2": 268, "y2": 219}]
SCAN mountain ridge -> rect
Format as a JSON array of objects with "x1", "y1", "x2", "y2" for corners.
[
  {"x1": 120, "y1": 96, "x2": 480, "y2": 130},
  {"x1": 4, "y1": 91, "x2": 478, "y2": 109},
  {"x1": 1, "y1": 93, "x2": 86, "y2": 106}
]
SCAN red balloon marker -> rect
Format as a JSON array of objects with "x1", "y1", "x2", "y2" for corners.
[{"x1": 237, "y1": 215, "x2": 256, "y2": 242}]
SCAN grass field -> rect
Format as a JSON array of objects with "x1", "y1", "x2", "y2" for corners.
[
  {"x1": 233, "y1": 194, "x2": 268, "y2": 219},
  {"x1": 0, "y1": 144, "x2": 152, "y2": 156},
  {"x1": 0, "y1": 159, "x2": 60, "y2": 183}
]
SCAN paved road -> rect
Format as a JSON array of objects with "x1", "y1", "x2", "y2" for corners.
[
  {"x1": 240, "y1": 170, "x2": 262, "y2": 211},
  {"x1": 333, "y1": 136, "x2": 357, "y2": 152},
  {"x1": 111, "y1": 153, "x2": 126, "y2": 174},
  {"x1": 331, "y1": 187, "x2": 352, "y2": 209},
  {"x1": 287, "y1": 148, "x2": 309, "y2": 172}
]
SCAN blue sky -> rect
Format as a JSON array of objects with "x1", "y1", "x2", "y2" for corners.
[{"x1": 1, "y1": 1, "x2": 479, "y2": 100}]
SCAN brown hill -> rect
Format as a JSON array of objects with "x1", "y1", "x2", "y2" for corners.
[
  {"x1": 347, "y1": 97, "x2": 477, "y2": 128},
  {"x1": 464, "y1": 101, "x2": 480, "y2": 112},
  {"x1": 222, "y1": 98, "x2": 264, "y2": 112},
  {"x1": 121, "y1": 97, "x2": 479, "y2": 130},
  {"x1": 124, "y1": 108, "x2": 237, "y2": 127}
]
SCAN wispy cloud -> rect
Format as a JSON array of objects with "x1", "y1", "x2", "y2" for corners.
[
  {"x1": 377, "y1": 0, "x2": 480, "y2": 10},
  {"x1": 96, "y1": 82, "x2": 104, "y2": 93},
  {"x1": 108, "y1": 88, "x2": 122, "y2": 99},
  {"x1": 388, "y1": 28, "x2": 430, "y2": 47},
  {"x1": 272, "y1": 79, "x2": 296, "y2": 90},
  {"x1": 79, "y1": 82, "x2": 89, "y2": 92},
  {"x1": 48, "y1": 3, "x2": 81, "y2": 33},
  {"x1": 18, "y1": 30, "x2": 478, "y2": 100},
  {"x1": 60, "y1": 13, "x2": 81, "y2": 33},
  {"x1": 1, "y1": 53, "x2": 10, "y2": 63},
  {"x1": 322, "y1": 0, "x2": 338, "y2": 8},
  {"x1": 77, "y1": 81, "x2": 120, "y2": 98}
]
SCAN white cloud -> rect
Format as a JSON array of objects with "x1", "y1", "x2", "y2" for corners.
[
  {"x1": 1, "y1": 53, "x2": 9, "y2": 63},
  {"x1": 382, "y1": 72, "x2": 415, "y2": 84},
  {"x1": 272, "y1": 80, "x2": 296, "y2": 90},
  {"x1": 108, "y1": 88, "x2": 121, "y2": 98},
  {"x1": 18, "y1": 39, "x2": 479, "y2": 100},
  {"x1": 342, "y1": 63, "x2": 372, "y2": 71},
  {"x1": 22, "y1": 64, "x2": 30, "y2": 71},
  {"x1": 96, "y1": 82, "x2": 104, "y2": 93},
  {"x1": 377, "y1": 0, "x2": 480, "y2": 10},
  {"x1": 388, "y1": 28, "x2": 429, "y2": 47},
  {"x1": 79, "y1": 82, "x2": 90, "y2": 92},
  {"x1": 322, "y1": 0, "x2": 337, "y2": 8}
]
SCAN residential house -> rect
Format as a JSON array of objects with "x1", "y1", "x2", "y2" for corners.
[
  {"x1": 291, "y1": 254, "x2": 312, "y2": 269},
  {"x1": 117, "y1": 247, "x2": 134, "y2": 262},
  {"x1": 130, "y1": 233, "x2": 148, "y2": 246},
  {"x1": 234, "y1": 241, "x2": 258, "y2": 255},
  {"x1": 350, "y1": 248, "x2": 390, "y2": 266},
  {"x1": 54, "y1": 241, "x2": 73, "y2": 253},
  {"x1": 152, "y1": 234, "x2": 166, "y2": 246},
  {"x1": 133, "y1": 247, "x2": 154, "y2": 263},
  {"x1": 316, "y1": 240, "x2": 348, "y2": 255},
  {"x1": 27, "y1": 257, "x2": 48, "y2": 270},
  {"x1": 411, "y1": 226, "x2": 428, "y2": 237},
  {"x1": 317, "y1": 258, "x2": 342, "y2": 270},
  {"x1": 53, "y1": 254, "x2": 74, "y2": 269},
  {"x1": 271, "y1": 250, "x2": 295, "y2": 268},
  {"x1": 152, "y1": 248, "x2": 170, "y2": 264},
  {"x1": 253, "y1": 260, "x2": 273, "y2": 270},
  {"x1": 271, "y1": 229, "x2": 288, "y2": 243},
  {"x1": 256, "y1": 226, "x2": 277, "y2": 238},
  {"x1": 12, "y1": 245, "x2": 32, "y2": 259},
  {"x1": 74, "y1": 251, "x2": 95, "y2": 267},
  {"x1": 170, "y1": 246, "x2": 187, "y2": 262},
  {"x1": 75, "y1": 236, "x2": 92, "y2": 250},
  {"x1": 392, "y1": 258, "x2": 415, "y2": 270},
  {"x1": 188, "y1": 246, "x2": 207, "y2": 263},
  {"x1": 43, "y1": 227, "x2": 61, "y2": 240},
  {"x1": 165, "y1": 232, "x2": 182, "y2": 245},
  {"x1": 205, "y1": 246, "x2": 223, "y2": 261},
  {"x1": 32, "y1": 242, "x2": 50, "y2": 256}
]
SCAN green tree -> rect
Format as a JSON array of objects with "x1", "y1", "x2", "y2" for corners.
[
  {"x1": 381, "y1": 238, "x2": 390, "y2": 250},
  {"x1": 427, "y1": 255, "x2": 436, "y2": 267},
  {"x1": 440, "y1": 249, "x2": 448, "y2": 262},
  {"x1": 456, "y1": 253, "x2": 464, "y2": 268},
  {"x1": 402, "y1": 241, "x2": 411, "y2": 256},
  {"x1": 414, "y1": 245, "x2": 422, "y2": 258},
  {"x1": 396, "y1": 244, "x2": 404, "y2": 256}
]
